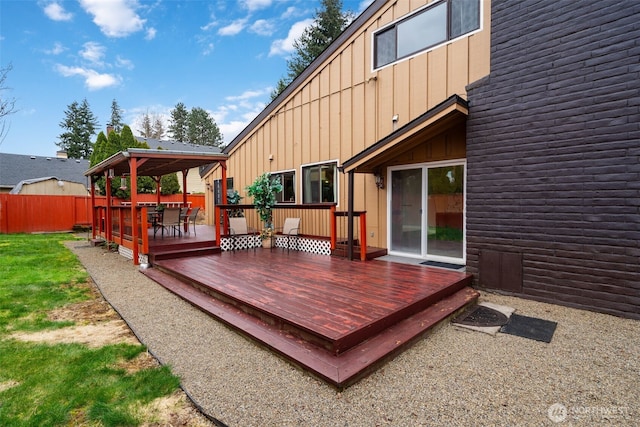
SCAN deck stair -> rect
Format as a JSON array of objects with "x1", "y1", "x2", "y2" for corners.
[
  {"x1": 148, "y1": 240, "x2": 221, "y2": 263},
  {"x1": 142, "y1": 251, "x2": 478, "y2": 388},
  {"x1": 331, "y1": 243, "x2": 387, "y2": 260}
]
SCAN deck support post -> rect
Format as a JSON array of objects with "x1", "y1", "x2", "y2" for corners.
[
  {"x1": 130, "y1": 157, "x2": 139, "y2": 265},
  {"x1": 347, "y1": 170, "x2": 355, "y2": 261}
]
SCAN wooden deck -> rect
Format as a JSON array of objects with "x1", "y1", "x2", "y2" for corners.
[{"x1": 142, "y1": 247, "x2": 478, "y2": 388}]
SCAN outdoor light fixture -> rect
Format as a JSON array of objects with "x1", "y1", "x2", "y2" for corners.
[
  {"x1": 374, "y1": 172, "x2": 384, "y2": 189},
  {"x1": 108, "y1": 168, "x2": 115, "y2": 178},
  {"x1": 119, "y1": 175, "x2": 128, "y2": 190}
]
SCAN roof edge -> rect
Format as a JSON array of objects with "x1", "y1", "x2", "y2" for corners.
[
  {"x1": 223, "y1": 0, "x2": 388, "y2": 155},
  {"x1": 341, "y1": 94, "x2": 469, "y2": 172}
]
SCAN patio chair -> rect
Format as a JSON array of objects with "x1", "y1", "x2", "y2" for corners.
[
  {"x1": 156, "y1": 207, "x2": 182, "y2": 238},
  {"x1": 185, "y1": 206, "x2": 200, "y2": 235},
  {"x1": 276, "y1": 217, "x2": 300, "y2": 252},
  {"x1": 180, "y1": 207, "x2": 189, "y2": 220},
  {"x1": 228, "y1": 217, "x2": 258, "y2": 251}
]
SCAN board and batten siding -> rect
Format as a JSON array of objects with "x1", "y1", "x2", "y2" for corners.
[
  {"x1": 466, "y1": 0, "x2": 640, "y2": 319},
  {"x1": 212, "y1": 0, "x2": 491, "y2": 245}
]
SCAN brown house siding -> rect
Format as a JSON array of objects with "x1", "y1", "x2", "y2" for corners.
[{"x1": 465, "y1": 0, "x2": 640, "y2": 319}]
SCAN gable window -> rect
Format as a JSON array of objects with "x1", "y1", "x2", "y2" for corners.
[
  {"x1": 271, "y1": 170, "x2": 296, "y2": 203},
  {"x1": 374, "y1": 0, "x2": 480, "y2": 69},
  {"x1": 302, "y1": 162, "x2": 337, "y2": 204}
]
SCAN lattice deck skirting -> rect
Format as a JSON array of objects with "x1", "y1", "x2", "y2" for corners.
[
  {"x1": 220, "y1": 236, "x2": 331, "y2": 256},
  {"x1": 118, "y1": 245, "x2": 149, "y2": 265}
]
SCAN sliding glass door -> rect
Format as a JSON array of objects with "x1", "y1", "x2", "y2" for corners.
[{"x1": 389, "y1": 161, "x2": 465, "y2": 263}]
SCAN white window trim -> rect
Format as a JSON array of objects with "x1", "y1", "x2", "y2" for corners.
[{"x1": 370, "y1": 0, "x2": 483, "y2": 73}]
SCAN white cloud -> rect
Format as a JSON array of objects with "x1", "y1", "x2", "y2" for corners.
[
  {"x1": 79, "y1": 41, "x2": 106, "y2": 65},
  {"x1": 79, "y1": 0, "x2": 146, "y2": 38},
  {"x1": 45, "y1": 42, "x2": 66, "y2": 55},
  {"x1": 269, "y1": 19, "x2": 312, "y2": 56},
  {"x1": 115, "y1": 55, "x2": 134, "y2": 70},
  {"x1": 281, "y1": 6, "x2": 299, "y2": 19},
  {"x1": 145, "y1": 27, "x2": 157, "y2": 40},
  {"x1": 249, "y1": 19, "x2": 274, "y2": 36},
  {"x1": 213, "y1": 87, "x2": 271, "y2": 143},
  {"x1": 201, "y1": 20, "x2": 217, "y2": 32},
  {"x1": 240, "y1": 0, "x2": 272, "y2": 12},
  {"x1": 218, "y1": 18, "x2": 248, "y2": 36},
  {"x1": 225, "y1": 88, "x2": 271, "y2": 102},
  {"x1": 55, "y1": 64, "x2": 120, "y2": 90},
  {"x1": 43, "y1": 2, "x2": 73, "y2": 21}
]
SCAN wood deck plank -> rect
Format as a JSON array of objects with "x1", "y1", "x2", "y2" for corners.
[{"x1": 154, "y1": 250, "x2": 471, "y2": 347}]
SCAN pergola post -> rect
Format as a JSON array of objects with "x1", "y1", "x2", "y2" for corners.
[
  {"x1": 105, "y1": 169, "x2": 113, "y2": 243},
  {"x1": 90, "y1": 176, "x2": 97, "y2": 239},
  {"x1": 129, "y1": 157, "x2": 139, "y2": 265}
]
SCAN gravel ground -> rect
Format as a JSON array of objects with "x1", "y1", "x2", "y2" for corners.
[{"x1": 67, "y1": 240, "x2": 639, "y2": 426}]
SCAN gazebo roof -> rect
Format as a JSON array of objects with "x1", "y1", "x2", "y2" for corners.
[{"x1": 84, "y1": 148, "x2": 228, "y2": 178}]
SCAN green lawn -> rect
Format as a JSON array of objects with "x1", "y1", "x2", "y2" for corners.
[{"x1": 0, "y1": 234, "x2": 181, "y2": 426}]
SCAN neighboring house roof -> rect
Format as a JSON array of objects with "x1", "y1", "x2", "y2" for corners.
[{"x1": 0, "y1": 153, "x2": 90, "y2": 190}]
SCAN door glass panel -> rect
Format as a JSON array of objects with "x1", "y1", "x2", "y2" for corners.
[
  {"x1": 427, "y1": 165, "x2": 464, "y2": 258},
  {"x1": 391, "y1": 169, "x2": 422, "y2": 254}
]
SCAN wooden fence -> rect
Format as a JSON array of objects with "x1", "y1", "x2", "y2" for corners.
[{"x1": 0, "y1": 194, "x2": 205, "y2": 234}]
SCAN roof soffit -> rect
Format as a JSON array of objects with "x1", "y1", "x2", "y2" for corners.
[{"x1": 342, "y1": 95, "x2": 469, "y2": 174}]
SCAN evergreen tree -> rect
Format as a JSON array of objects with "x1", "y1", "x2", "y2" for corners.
[
  {"x1": 168, "y1": 102, "x2": 189, "y2": 142},
  {"x1": 187, "y1": 107, "x2": 223, "y2": 146},
  {"x1": 90, "y1": 131, "x2": 108, "y2": 167},
  {"x1": 160, "y1": 173, "x2": 181, "y2": 195},
  {"x1": 271, "y1": 0, "x2": 353, "y2": 100},
  {"x1": 57, "y1": 98, "x2": 99, "y2": 159},
  {"x1": 109, "y1": 99, "x2": 124, "y2": 133},
  {"x1": 120, "y1": 124, "x2": 136, "y2": 148}
]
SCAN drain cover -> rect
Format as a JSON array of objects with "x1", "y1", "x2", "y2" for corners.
[{"x1": 454, "y1": 305, "x2": 509, "y2": 327}]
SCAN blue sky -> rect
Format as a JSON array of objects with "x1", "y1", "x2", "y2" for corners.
[{"x1": 0, "y1": 0, "x2": 372, "y2": 157}]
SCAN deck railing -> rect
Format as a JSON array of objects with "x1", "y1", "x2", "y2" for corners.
[
  {"x1": 215, "y1": 203, "x2": 367, "y2": 259},
  {"x1": 92, "y1": 205, "x2": 150, "y2": 258},
  {"x1": 90, "y1": 202, "x2": 368, "y2": 261}
]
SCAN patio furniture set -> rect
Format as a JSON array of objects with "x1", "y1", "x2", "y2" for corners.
[{"x1": 150, "y1": 206, "x2": 200, "y2": 239}]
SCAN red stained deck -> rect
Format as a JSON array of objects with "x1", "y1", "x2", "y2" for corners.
[{"x1": 142, "y1": 245, "x2": 478, "y2": 388}]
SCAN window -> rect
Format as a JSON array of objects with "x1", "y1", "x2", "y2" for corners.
[
  {"x1": 271, "y1": 170, "x2": 296, "y2": 203},
  {"x1": 374, "y1": 0, "x2": 480, "y2": 69},
  {"x1": 302, "y1": 162, "x2": 337, "y2": 204},
  {"x1": 213, "y1": 178, "x2": 234, "y2": 205}
]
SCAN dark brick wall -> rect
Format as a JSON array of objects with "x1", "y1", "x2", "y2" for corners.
[{"x1": 465, "y1": 0, "x2": 640, "y2": 318}]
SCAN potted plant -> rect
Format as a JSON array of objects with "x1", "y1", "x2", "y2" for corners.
[{"x1": 246, "y1": 173, "x2": 282, "y2": 247}]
